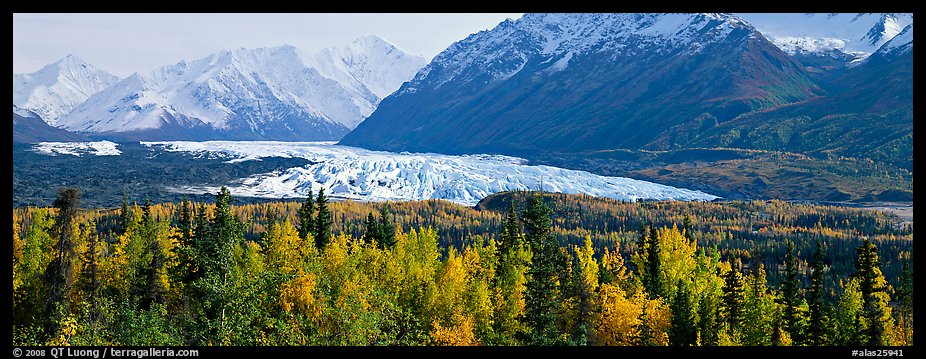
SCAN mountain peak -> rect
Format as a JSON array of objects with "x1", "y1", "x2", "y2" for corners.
[
  {"x1": 13, "y1": 55, "x2": 119, "y2": 125},
  {"x1": 309, "y1": 36, "x2": 426, "y2": 100},
  {"x1": 739, "y1": 13, "x2": 913, "y2": 59}
]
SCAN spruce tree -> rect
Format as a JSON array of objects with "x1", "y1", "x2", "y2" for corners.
[
  {"x1": 207, "y1": 187, "x2": 242, "y2": 276},
  {"x1": 119, "y1": 193, "x2": 132, "y2": 235},
  {"x1": 806, "y1": 239, "x2": 829, "y2": 345},
  {"x1": 201, "y1": 186, "x2": 245, "y2": 342},
  {"x1": 682, "y1": 215, "x2": 693, "y2": 242},
  {"x1": 142, "y1": 197, "x2": 152, "y2": 222},
  {"x1": 297, "y1": 190, "x2": 315, "y2": 240},
  {"x1": 521, "y1": 192, "x2": 563, "y2": 345},
  {"x1": 698, "y1": 294, "x2": 720, "y2": 346},
  {"x1": 722, "y1": 267, "x2": 746, "y2": 333},
  {"x1": 314, "y1": 188, "x2": 332, "y2": 250},
  {"x1": 141, "y1": 232, "x2": 167, "y2": 310},
  {"x1": 647, "y1": 225, "x2": 663, "y2": 298},
  {"x1": 43, "y1": 188, "x2": 81, "y2": 335},
  {"x1": 853, "y1": 238, "x2": 889, "y2": 346},
  {"x1": 362, "y1": 212, "x2": 379, "y2": 245},
  {"x1": 498, "y1": 201, "x2": 521, "y2": 257},
  {"x1": 781, "y1": 240, "x2": 804, "y2": 343},
  {"x1": 895, "y1": 258, "x2": 913, "y2": 345},
  {"x1": 669, "y1": 280, "x2": 697, "y2": 346},
  {"x1": 378, "y1": 206, "x2": 396, "y2": 249}
]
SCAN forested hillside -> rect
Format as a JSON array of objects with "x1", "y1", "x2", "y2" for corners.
[{"x1": 13, "y1": 188, "x2": 912, "y2": 346}]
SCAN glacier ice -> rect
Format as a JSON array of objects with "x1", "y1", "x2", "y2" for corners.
[{"x1": 143, "y1": 141, "x2": 719, "y2": 206}]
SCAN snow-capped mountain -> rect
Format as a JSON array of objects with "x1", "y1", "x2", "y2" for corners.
[
  {"x1": 307, "y1": 36, "x2": 427, "y2": 120},
  {"x1": 341, "y1": 13, "x2": 819, "y2": 154},
  {"x1": 869, "y1": 24, "x2": 913, "y2": 58},
  {"x1": 55, "y1": 36, "x2": 425, "y2": 141},
  {"x1": 738, "y1": 13, "x2": 913, "y2": 60},
  {"x1": 12, "y1": 55, "x2": 119, "y2": 125}
]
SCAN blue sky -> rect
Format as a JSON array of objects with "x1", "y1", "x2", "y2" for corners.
[{"x1": 13, "y1": 13, "x2": 523, "y2": 77}]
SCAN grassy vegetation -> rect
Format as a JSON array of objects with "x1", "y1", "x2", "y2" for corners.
[{"x1": 535, "y1": 148, "x2": 912, "y2": 202}]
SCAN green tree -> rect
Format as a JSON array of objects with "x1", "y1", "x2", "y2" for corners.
[
  {"x1": 780, "y1": 240, "x2": 804, "y2": 343},
  {"x1": 196, "y1": 186, "x2": 245, "y2": 344},
  {"x1": 362, "y1": 212, "x2": 379, "y2": 245},
  {"x1": 119, "y1": 194, "x2": 132, "y2": 236},
  {"x1": 498, "y1": 202, "x2": 521, "y2": 258},
  {"x1": 493, "y1": 202, "x2": 528, "y2": 345},
  {"x1": 521, "y1": 193, "x2": 564, "y2": 345},
  {"x1": 378, "y1": 206, "x2": 396, "y2": 249},
  {"x1": 806, "y1": 239, "x2": 829, "y2": 345},
  {"x1": 297, "y1": 190, "x2": 315, "y2": 240},
  {"x1": 669, "y1": 280, "x2": 696, "y2": 346},
  {"x1": 853, "y1": 238, "x2": 892, "y2": 346},
  {"x1": 721, "y1": 267, "x2": 745, "y2": 334},
  {"x1": 894, "y1": 257, "x2": 913, "y2": 345},
  {"x1": 314, "y1": 188, "x2": 332, "y2": 250},
  {"x1": 646, "y1": 225, "x2": 663, "y2": 299},
  {"x1": 697, "y1": 293, "x2": 720, "y2": 346},
  {"x1": 682, "y1": 215, "x2": 693, "y2": 242},
  {"x1": 43, "y1": 188, "x2": 81, "y2": 335}
]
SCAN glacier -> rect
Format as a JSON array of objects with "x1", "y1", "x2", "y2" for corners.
[{"x1": 142, "y1": 141, "x2": 719, "y2": 206}]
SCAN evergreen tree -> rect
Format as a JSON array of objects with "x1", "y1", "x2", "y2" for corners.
[
  {"x1": 119, "y1": 193, "x2": 132, "y2": 235},
  {"x1": 895, "y1": 258, "x2": 913, "y2": 346},
  {"x1": 198, "y1": 187, "x2": 245, "y2": 343},
  {"x1": 669, "y1": 280, "x2": 697, "y2": 346},
  {"x1": 781, "y1": 240, "x2": 804, "y2": 343},
  {"x1": 362, "y1": 212, "x2": 379, "y2": 245},
  {"x1": 142, "y1": 197, "x2": 153, "y2": 227},
  {"x1": 141, "y1": 230, "x2": 168, "y2": 310},
  {"x1": 84, "y1": 226, "x2": 105, "y2": 344},
  {"x1": 806, "y1": 239, "x2": 829, "y2": 345},
  {"x1": 521, "y1": 193, "x2": 563, "y2": 345},
  {"x1": 378, "y1": 206, "x2": 396, "y2": 249},
  {"x1": 721, "y1": 267, "x2": 745, "y2": 333},
  {"x1": 853, "y1": 238, "x2": 890, "y2": 346},
  {"x1": 647, "y1": 225, "x2": 663, "y2": 298},
  {"x1": 43, "y1": 188, "x2": 81, "y2": 335},
  {"x1": 314, "y1": 188, "x2": 332, "y2": 250},
  {"x1": 297, "y1": 190, "x2": 315, "y2": 240},
  {"x1": 205, "y1": 187, "x2": 242, "y2": 274},
  {"x1": 697, "y1": 294, "x2": 720, "y2": 346},
  {"x1": 498, "y1": 202, "x2": 521, "y2": 257}
]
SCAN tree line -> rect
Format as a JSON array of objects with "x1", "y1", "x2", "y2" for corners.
[{"x1": 12, "y1": 187, "x2": 913, "y2": 346}]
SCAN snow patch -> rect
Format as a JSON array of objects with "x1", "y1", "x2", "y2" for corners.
[{"x1": 32, "y1": 141, "x2": 121, "y2": 157}]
